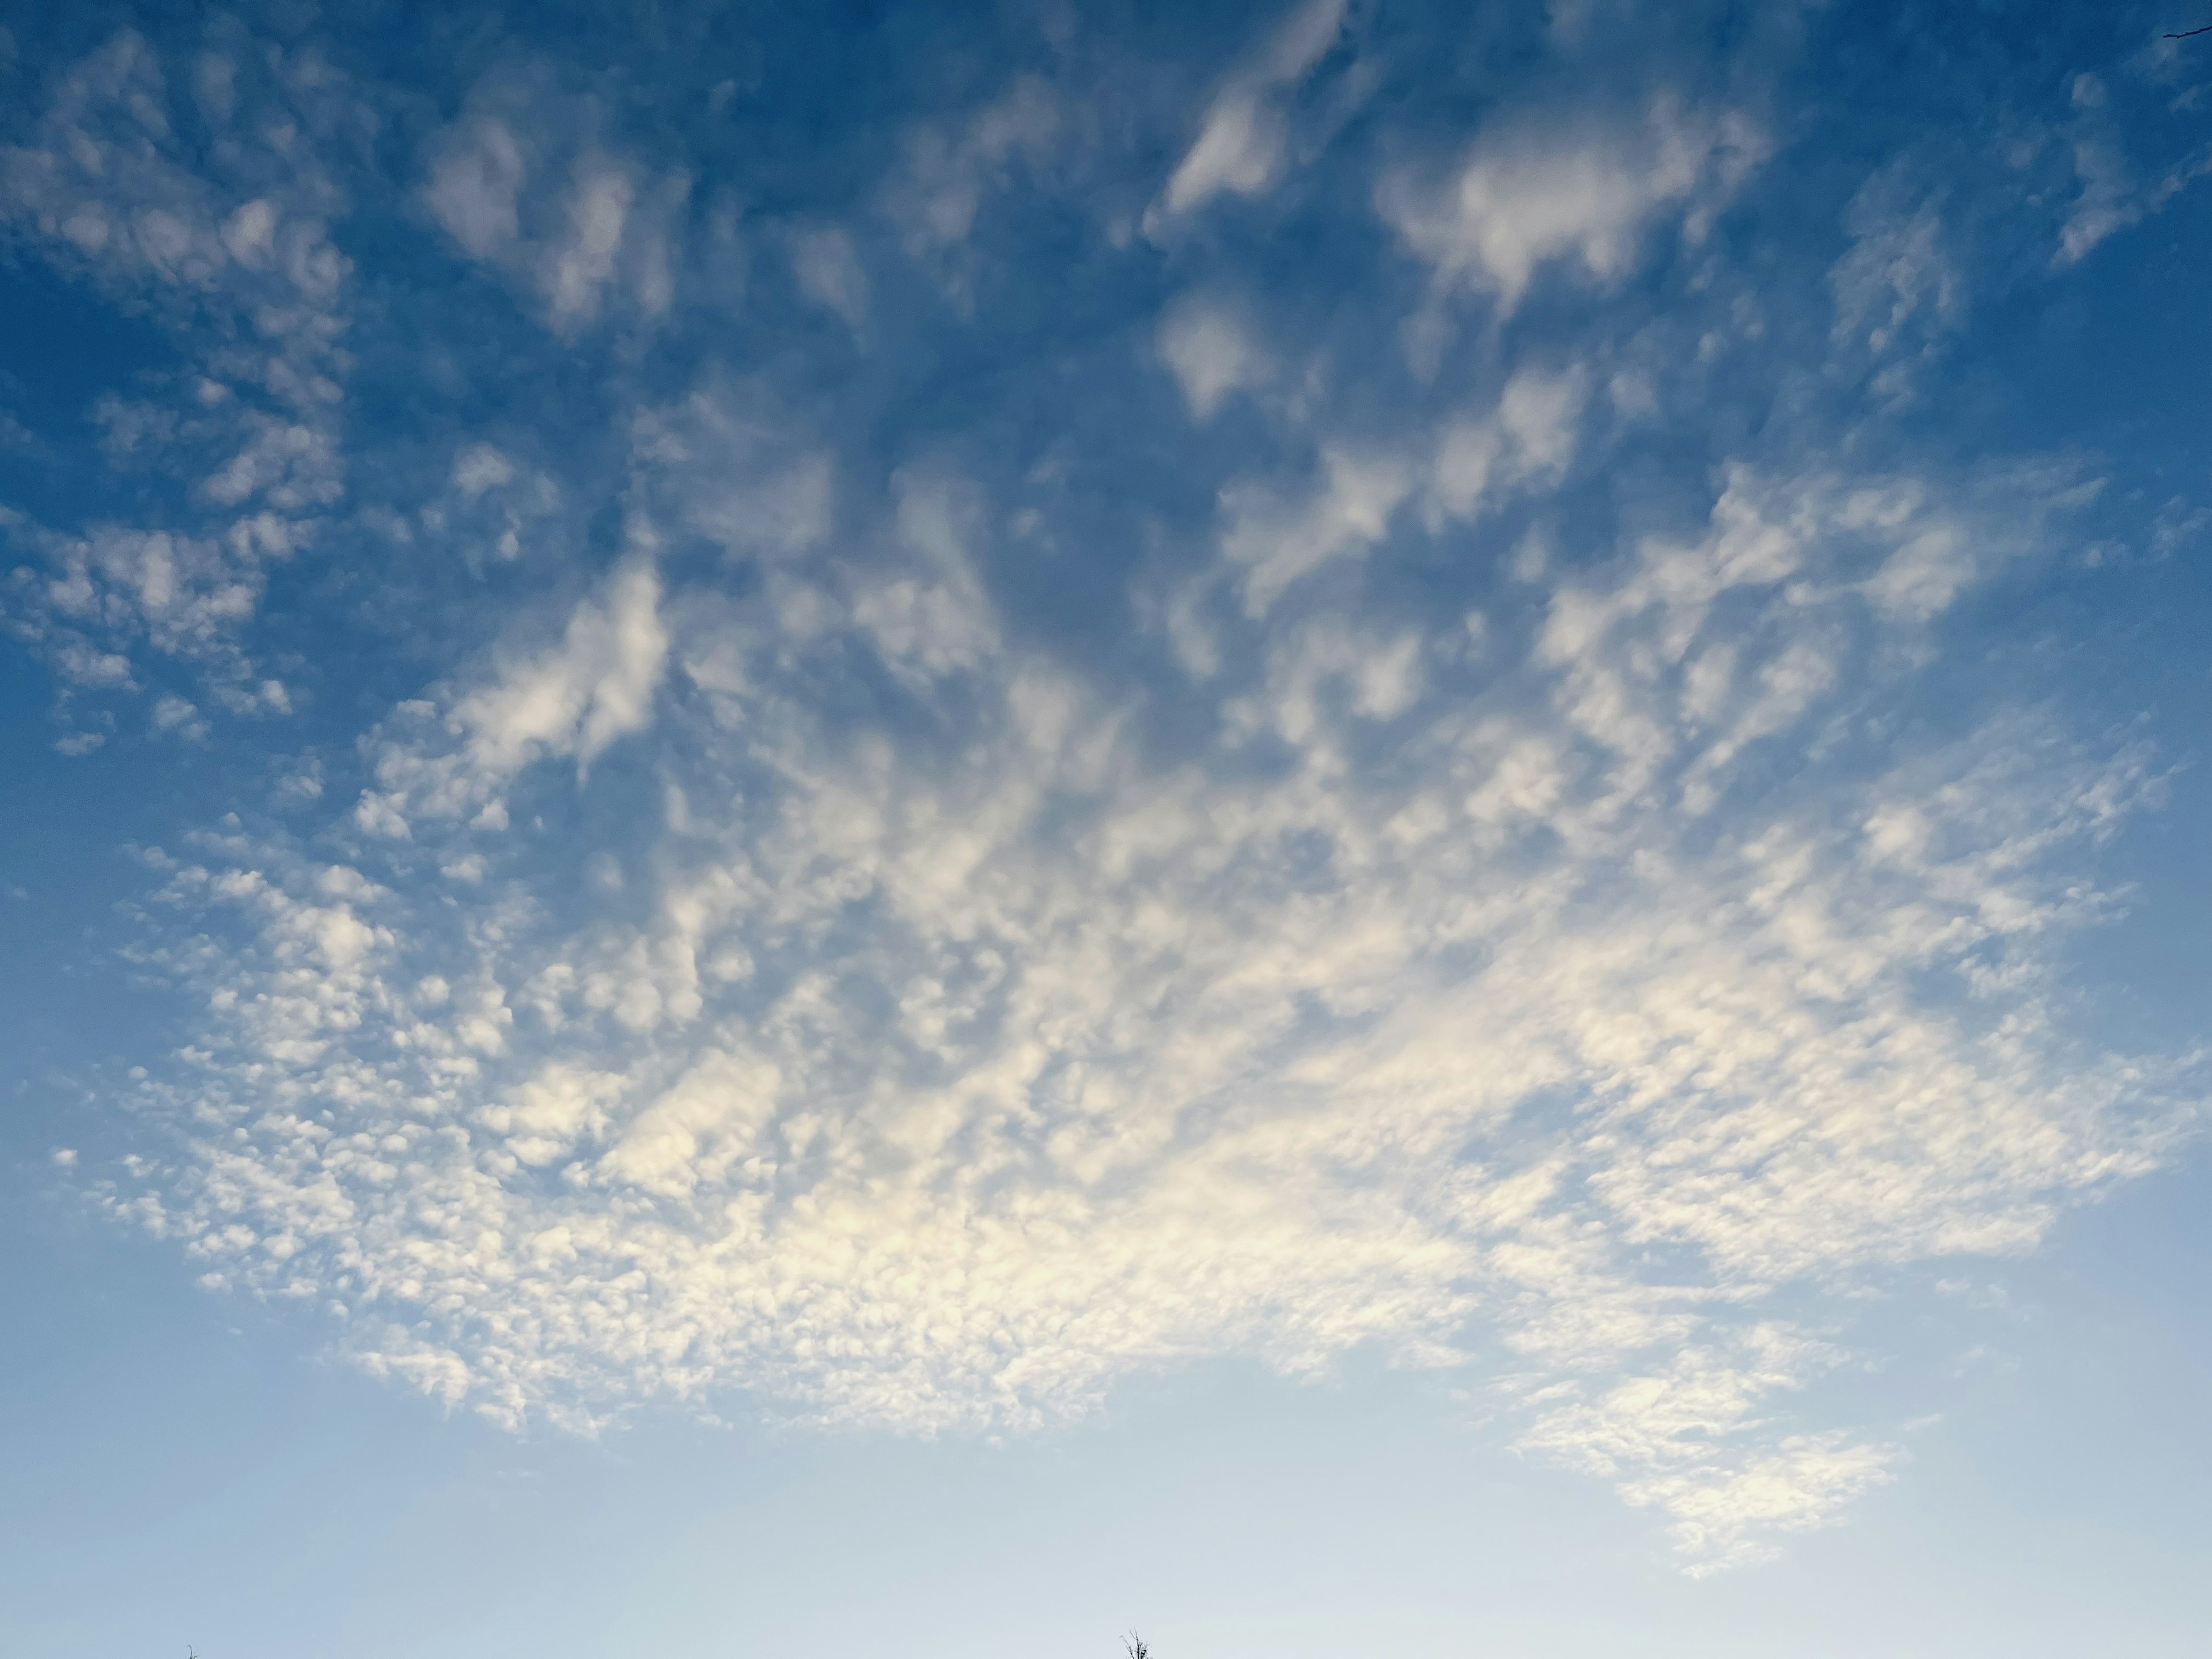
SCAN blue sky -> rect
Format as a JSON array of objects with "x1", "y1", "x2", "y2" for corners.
[{"x1": 3, "y1": 0, "x2": 2211, "y2": 1652}]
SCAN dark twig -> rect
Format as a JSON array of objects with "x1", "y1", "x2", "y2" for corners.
[
  {"x1": 2168, "y1": 22, "x2": 2212, "y2": 36},
  {"x1": 1124, "y1": 1635, "x2": 1150, "y2": 1659}
]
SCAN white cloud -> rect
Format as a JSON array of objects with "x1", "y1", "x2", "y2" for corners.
[
  {"x1": 1378, "y1": 95, "x2": 1768, "y2": 316},
  {"x1": 850, "y1": 471, "x2": 1002, "y2": 683},
  {"x1": 787, "y1": 225, "x2": 870, "y2": 333},
  {"x1": 1221, "y1": 446, "x2": 1414, "y2": 613},
  {"x1": 0, "y1": 29, "x2": 356, "y2": 732},
  {"x1": 452, "y1": 444, "x2": 519, "y2": 498},
  {"x1": 21, "y1": 17, "x2": 2195, "y2": 1584},
  {"x1": 2044, "y1": 71, "x2": 2212, "y2": 270},
  {"x1": 2056, "y1": 75, "x2": 2138, "y2": 266},
  {"x1": 1830, "y1": 166, "x2": 1961, "y2": 358},
  {"x1": 427, "y1": 441, "x2": 563, "y2": 566},
  {"x1": 546, "y1": 160, "x2": 640, "y2": 328},
  {"x1": 357, "y1": 551, "x2": 669, "y2": 835},
  {"x1": 1162, "y1": 89, "x2": 1287, "y2": 219},
  {"x1": 1158, "y1": 294, "x2": 1275, "y2": 419},
  {"x1": 20, "y1": 520, "x2": 299, "y2": 706},
  {"x1": 628, "y1": 377, "x2": 835, "y2": 563},
  {"x1": 1147, "y1": 0, "x2": 1349, "y2": 230},
  {"x1": 426, "y1": 115, "x2": 527, "y2": 260},
  {"x1": 1426, "y1": 365, "x2": 1586, "y2": 525},
  {"x1": 1517, "y1": 1327, "x2": 1903, "y2": 1570},
  {"x1": 1213, "y1": 362, "x2": 1587, "y2": 613},
  {"x1": 153, "y1": 694, "x2": 207, "y2": 739},
  {"x1": 423, "y1": 85, "x2": 688, "y2": 335},
  {"x1": 112, "y1": 440, "x2": 2189, "y2": 1573},
  {"x1": 454, "y1": 556, "x2": 667, "y2": 774},
  {"x1": 886, "y1": 74, "x2": 1060, "y2": 276}
]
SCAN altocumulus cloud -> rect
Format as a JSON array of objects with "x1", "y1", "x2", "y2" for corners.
[{"x1": 7, "y1": 0, "x2": 2206, "y2": 1575}]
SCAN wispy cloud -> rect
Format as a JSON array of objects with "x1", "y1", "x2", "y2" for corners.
[
  {"x1": 785, "y1": 224, "x2": 871, "y2": 334},
  {"x1": 1146, "y1": 0, "x2": 1353, "y2": 232},
  {"x1": 885, "y1": 74, "x2": 1062, "y2": 302}
]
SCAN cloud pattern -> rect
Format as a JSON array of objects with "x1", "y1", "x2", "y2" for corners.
[
  {"x1": 6, "y1": 1, "x2": 2206, "y2": 1575},
  {"x1": 1, "y1": 28, "x2": 362, "y2": 743}
]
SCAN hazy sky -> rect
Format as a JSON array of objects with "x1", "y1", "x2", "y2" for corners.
[{"x1": 4, "y1": 1, "x2": 2211, "y2": 1654}]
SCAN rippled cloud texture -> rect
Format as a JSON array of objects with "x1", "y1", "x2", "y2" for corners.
[{"x1": 6, "y1": 0, "x2": 2206, "y2": 1574}]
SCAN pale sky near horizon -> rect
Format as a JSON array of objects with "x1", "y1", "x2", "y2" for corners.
[{"x1": 4, "y1": 1, "x2": 2212, "y2": 1653}]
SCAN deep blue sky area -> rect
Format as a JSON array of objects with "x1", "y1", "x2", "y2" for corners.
[{"x1": 3, "y1": 1, "x2": 2210, "y2": 1653}]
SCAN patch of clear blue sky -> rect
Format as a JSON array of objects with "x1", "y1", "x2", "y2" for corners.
[{"x1": 3, "y1": 0, "x2": 2211, "y2": 1650}]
